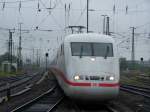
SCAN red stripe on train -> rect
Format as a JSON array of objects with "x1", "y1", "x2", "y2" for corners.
[{"x1": 50, "y1": 67, "x2": 119, "y2": 87}]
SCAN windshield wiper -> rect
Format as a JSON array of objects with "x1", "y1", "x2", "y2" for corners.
[
  {"x1": 80, "y1": 45, "x2": 83, "y2": 58},
  {"x1": 104, "y1": 46, "x2": 109, "y2": 59},
  {"x1": 91, "y1": 44, "x2": 94, "y2": 56}
]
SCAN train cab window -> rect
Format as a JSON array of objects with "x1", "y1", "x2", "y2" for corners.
[
  {"x1": 71, "y1": 42, "x2": 113, "y2": 57},
  {"x1": 71, "y1": 43, "x2": 92, "y2": 56},
  {"x1": 93, "y1": 43, "x2": 113, "y2": 57}
]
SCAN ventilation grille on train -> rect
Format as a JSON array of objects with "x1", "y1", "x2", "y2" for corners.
[{"x1": 85, "y1": 76, "x2": 105, "y2": 81}]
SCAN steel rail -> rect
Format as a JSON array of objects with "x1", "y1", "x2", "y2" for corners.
[
  {"x1": 73, "y1": 102, "x2": 119, "y2": 112},
  {"x1": 10, "y1": 84, "x2": 64, "y2": 112},
  {"x1": 120, "y1": 85, "x2": 150, "y2": 98},
  {"x1": 0, "y1": 71, "x2": 44, "y2": 98},
  {"x1": 121, "y1": 85, "x2": 150, "y2": 93},
  {"x1": 47, "y1": 96, "x2": 64, "y2": 112},
  {"x1": 106, "y1": 105, "x2": 119, "y2": 112}
]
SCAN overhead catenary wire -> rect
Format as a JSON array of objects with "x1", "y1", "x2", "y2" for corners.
[
  {"x1": 38, "y1": 0, "x2": 64, "y2": 30},
  {"x1": 0, "y1": 0, "x2": 64, "y2": 35},
  {"x1": 0, "y1": 1, "x2": 149, "y2": 37},
  {"x1": 0, "y1": 0, "x2": 38, "y2": 3},
  {"x1": 58, "y1": 0, "x2": 64, "y2": 7},
  {"x1": 0, "y1": 4, "x2": 149, "y2": 14},
  {"x1": 39, "y1": 0, "x2": 57, "y2": 10},
  {"x1": 51, "y1": 13, "x2": 64, "y2": 29},
  {"x1": 135, "y1": 22, "x2": 150, "y2": 29},
  {"x1": 0, "y1": 26, "x2": 64, "y2": 33},
  {"x1": 74, "y1": 6, "x2": 87, "y2": 26},
  {"x1": 35, "y1": 13, "x2": 51, "y2": 29},
  {"x1": 0, "y1": 38, "x2": 8, "y2": 41}
]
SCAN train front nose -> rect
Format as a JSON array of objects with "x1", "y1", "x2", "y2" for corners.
[
  {"x1": 64, "y1": 56, "x2": 119, "y2": 101},
  {"x1": 63, "y1": 82, "x2": 119, "y2": 101},
  {"x1": 64, "y1": 68, "x2": 119, "y2": 101}
]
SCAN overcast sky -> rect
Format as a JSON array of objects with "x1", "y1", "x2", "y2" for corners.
[{"x1": 0, "y1": 0, "x2": 150, "y2": 62}]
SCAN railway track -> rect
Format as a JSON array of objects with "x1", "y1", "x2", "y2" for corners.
[
  {"x1": 0, "y1": 71, "x2": 45, "y2": 102},
  {"x1": 0, "y1": 75, "x2": 28, "y2": 88},
  {"x1": 11, "y1": 85, "x2": 64, "y2": 112},
  {"x1": 76, "y1": 105, "x2": 119, "y2": 112},
  {"x1": 0, "y1": 71, "x2": 41, "y2": 88},
  {"x1": 120, "y1": 84, "x2": 150, "y2": 98},
  {"x1": 69, "y1": 101, "x2": 119, "y2": 112},
  {"x1": 136, "y1": 75, "x2": 150, "y2": 87},
  {"x1": 142, "y1": 100, "x2": 150, "y2": 112},
  {"x1": 106, "y1": 105, "x2": 119, "y2": 112},
  {"x1": 10, "y1": 86, "x2": 120, "y2": 112}
]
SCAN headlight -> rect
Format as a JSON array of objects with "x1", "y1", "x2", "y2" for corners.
[
  {"x1": 109, "y1": 76, "x2": 114, "y2": 81},
  {"x1": 91, "y1": 58, "x2": 95, "y2": 61},
  {"x1": 106, "y1": 76, "x2": 115, "y2": 81},
  {"x1": 74, "y1": 75, "x2": 84, "y2": 80},
  {"x1": 74, "y1": 75, "x2": 80, "y2": 80}
]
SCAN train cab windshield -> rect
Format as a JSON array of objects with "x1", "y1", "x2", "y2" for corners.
[{"x1": 71, "y1": 42, "x2": 113, "y2": 57}]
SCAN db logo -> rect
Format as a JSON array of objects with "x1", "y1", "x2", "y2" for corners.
[{"x1": 91, "y1": 83, "x2": 99, "y2": 87}]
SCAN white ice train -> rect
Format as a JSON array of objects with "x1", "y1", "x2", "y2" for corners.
[{"x1": 50, "y1": 33, "x2": 120, "y2": 101}]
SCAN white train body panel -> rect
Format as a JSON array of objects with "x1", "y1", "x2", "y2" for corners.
[{"x1": 51, "y1": 33, "x2": 120, "y2": 101}]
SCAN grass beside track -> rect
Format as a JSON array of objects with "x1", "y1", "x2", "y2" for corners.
[
  {"x1": 0, "y1": 71, "x2": 22, "y2": 77},
  {"x1": 121, "y1": 71, "x2": 150, "y2": 88}
]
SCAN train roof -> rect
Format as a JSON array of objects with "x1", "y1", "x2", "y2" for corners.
[{"x1": 64, "y1": 33, "x2": 114, "y2": 43}]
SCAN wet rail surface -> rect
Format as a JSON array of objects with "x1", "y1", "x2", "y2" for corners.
[
  {"x1": 142, "y1": 100, "x2": 150, "y2": 112},
  {"x1": 0, "y1": 71, "x2": 44, "y2": 87},
  {"x1": 0, "y1": 71, "x2": 40, "y2": 88},
  {"x1": 120, "y1": 84, "x2": 150, "y2": 98},
  {"x1": 121, "y1": 84, "x2": 150, "y2": 112},
  {"x1": 68, "y1": 102, "x2": 119, "y2": 112},
  {"x1": 136, "y1": 75, "x2": 150, "y2": 87},
  {"x1": 0, "y1": 75, "x2": 30, "y2": 88},
  {"x1": 11, "y1": 85, "x2": 64, "y2": 112},
  {"x1": 52, "y1": 98, "x2": 121, "y2": 112},
  {"x1": 10, "y1": 86, "x2": 119, "y2": 112},
  {"x1": 0, "y1": 71, "x2": 45, "y2": 102}
]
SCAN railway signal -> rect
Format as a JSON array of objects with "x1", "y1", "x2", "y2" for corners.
[
  {"x1": 45, "y1": 53, "x2": 49, "y2": 71},
  {"x1": 140, "y1": 57, "x2": 143, "y2": 62}
]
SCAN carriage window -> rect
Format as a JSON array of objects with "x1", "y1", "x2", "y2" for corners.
[{"x1": 71, "y1": 42, "x2": 113, "y2": 57}]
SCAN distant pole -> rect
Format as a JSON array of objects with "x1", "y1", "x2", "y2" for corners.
[
  {"x1": 18, "y1": 23, "x2": 23, "y2": 70},
  {"x1": 38, "y1": 49, "x2": 41, "y2": 67},
  {"x1": 8, "y1": 30, "x2": 11, "y2": 61},
  {"x1": 106, "y1": 16, "x2": 110, "y2": 35},
  {"x1": 101, "y1": 15, "x2": 107, "y2": 34},
  {"x1": 32, "y1": 48, "x2": 34, "y2": 65},
  {"x1": 36, "y1": 49, "x2": 39, "y2": 67},
  {"x1": 65, "y1": 4, "x2": 67, "y2": 35},
  {"x1": 87, "y1": 0, "x2": 89, "y2": 33},
  {"x1": 9, "y1": 30, "x2": 13, "y2": 67},
  {"x1": 39, "y1": 56, "x2": 40, "y2": 67},
  {"x1": 130, "y1": 27, "x2": 136, "y2": 61},
  {"x1": 8, "y1": 30, "x2": 13, "y2": 71},
  {"x1": 12, "y1": 41, "x2": 15, "y2": 57}
]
